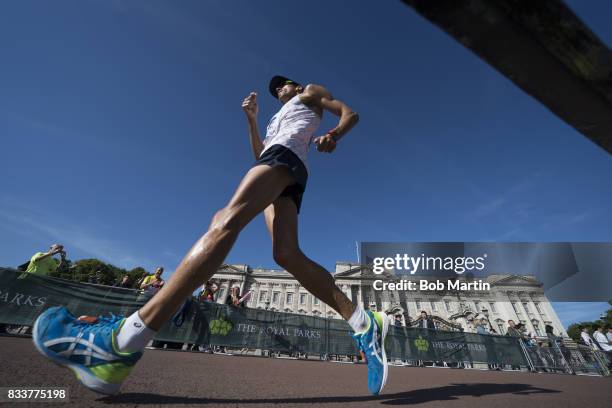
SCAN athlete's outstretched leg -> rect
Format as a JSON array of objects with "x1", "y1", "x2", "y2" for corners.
[
  {"x1": 264, "y1": 197, "x2": 389, "y2": 395},
  {"x1": 32, "y1": 164, "x2": 295, "y2": 395}
]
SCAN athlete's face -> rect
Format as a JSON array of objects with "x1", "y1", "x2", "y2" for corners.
[{"x1": 276, "y1": 83, "x2": 299, "y2": 103}]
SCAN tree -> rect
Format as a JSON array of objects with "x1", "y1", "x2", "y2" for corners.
[
  {"x1": 128, "y1": 267, "x2": 149, "y2": 288},
  {"x1": 35, "y1": 257, "x2": 150, "y2": 288}
]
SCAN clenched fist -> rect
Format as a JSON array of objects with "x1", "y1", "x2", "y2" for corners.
[{"x1": 242, "y1": 92, "x2": 258, "y2": 120}]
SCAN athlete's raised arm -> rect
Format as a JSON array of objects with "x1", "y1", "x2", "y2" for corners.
[
  {"x1": 241, "y1": 92, "x2": 265, "y2": 159},
  {"x1": 303, "y1": 84, "x2": 359, "y2": 153}
]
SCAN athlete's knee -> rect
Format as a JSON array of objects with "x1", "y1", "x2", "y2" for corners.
[
  {"x1": 273, "y1": 247, "x2": 302, "y2": 270},
  {"x1": 209, "y1": 205, "x2": 248, "y2": 234}
]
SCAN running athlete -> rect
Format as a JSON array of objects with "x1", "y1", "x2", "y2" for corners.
[{"x1": 32, "y1": 76, "x2": 390, "y2": 395}]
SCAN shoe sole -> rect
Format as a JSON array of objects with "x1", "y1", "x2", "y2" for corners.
[
  {"x1": 378, "y1": 312, "x2": 389, "y2": 394},
  {"x1": 32, "y1": 307, "x2": 121, "y2": 395}
]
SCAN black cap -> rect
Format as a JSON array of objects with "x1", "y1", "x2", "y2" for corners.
[{"x1": 269, "y1": 75, "x2": 301, "y2": 99}]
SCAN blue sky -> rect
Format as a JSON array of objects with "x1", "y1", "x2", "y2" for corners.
[{"x1": 1, "y1": 0, "x2": 611, "y2": 328}]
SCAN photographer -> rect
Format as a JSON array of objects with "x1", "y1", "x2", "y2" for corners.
[
  {"x1": 140, "y1": 267, "x2": 165, "y2": 296},
  {"x1": 24, "y1": 243, "x2": 66, "y2": 276}
]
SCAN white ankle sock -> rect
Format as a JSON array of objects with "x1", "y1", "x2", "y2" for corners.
[
  {"x1": 115, "y1": 311, "x2": 157, "y2": 353},
  {"x1": 347, "y1": 306, "x2": 369, "y2": 334}
]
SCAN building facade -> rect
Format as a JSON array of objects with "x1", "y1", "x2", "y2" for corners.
[{"x1": 208, "y1": 262, "x2": 567, "y2": 338}]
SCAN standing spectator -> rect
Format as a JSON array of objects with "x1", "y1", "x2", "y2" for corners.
[
  {"x1": 23, "y1": 244, "x2": 66, "y2": 276},
  {"x1": 593, "y1": 326, "x2": 612, "y2": 352},
  {"x1": 476, "y1": 318, "x2": 489, "y2": 335},
  {"x1": 545, "y1": 324, "x2": 561, "y2": 347},
  {"x1": 417, "y1": 311, "x2": 434, "y2": 329},
  {"x1": 199, "y1": 280, "x2": 219, "y2": 302},
  {"x1": 515, "y1": 323, "x2": 529, "y2": 341},
  {"x1": 393, "y1": 314, "x2": 407, "y2": 364},
  {"x1": 115, "y1": 274, "x2": 131, "y2": 288},
  {"x1": 226, "y1": 286, "x2": 244, "y2": 308},
  {"x1": 505, "y1": 321, "x2": 525, "y2": 370},
  {"x1": 506, "y1": 320, "x2": 522, "y2": 338},
  {"x1": 140, "y1": 267, "x2": 165, "y2": 296},
  {"x1": 607, "y1": 327, "x2": 612, "y2": 344},
  {"x1": 580, "y1": 327, "x2": 597, "y2": 350}
]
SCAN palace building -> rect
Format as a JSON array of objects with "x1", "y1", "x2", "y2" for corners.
[{"x1": 209, "y1": 262, "x2": 567, "y2": 338}]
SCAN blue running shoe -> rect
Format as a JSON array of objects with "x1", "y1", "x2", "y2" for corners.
[
  {"x1": 32, "y1": 306, "x2": 142, "y2": 395},
  {"x1": 352, "y1": 310, "x2": 389, "y2": 395}
]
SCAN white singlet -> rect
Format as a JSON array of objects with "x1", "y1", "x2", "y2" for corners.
[{"x1": 261, "y1": 94, "x2": 321, "y2": 170}]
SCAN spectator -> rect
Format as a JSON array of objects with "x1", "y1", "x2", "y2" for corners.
[
  {"x1": 226, "y1": 286, "x2": 244, "y2": 307},
  {"x1": 23, "y1": 244, "x2": 66, "y2": 277},
  {"x1": 580, "y1": 327, "x2": 597, "y2": 350},
  {"x1": 417, "y1": 311, "x2": 434, "y2": 330},
  {"x1": 545, "y1": 324, "x2": 561, "y2": 347},
  {"x1": 607, "y1": 327, "x2": 612, "y2": 344},
  {"x1": 140, "y1": 267, "x2": 165, "y2": 295},
  {"x1": 115, "y1": 274, "x2": 131, "y2": 288},
  {"x1": 476, "y1": 318, "x2": 489, "y2": 335},
  {"x1": 199, "y1": 280, "x2": 219, "y2": 302},
  {"x1": 593, "y1": 326, "x2": 612, "y2": 352},
  {"x1": 506, "y1": 320, "x2": 522, "y2": 338},
  {"x1": 515, "y1": 323, "x2": 528, "y2": 338},
  {"x1": 394, "y1": 314, "x2": 403, "y2": 327},
  {"x1": 393, "y1": 314, "x2": 407, "y2": 364}
]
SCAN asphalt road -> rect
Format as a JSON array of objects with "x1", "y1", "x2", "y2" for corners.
[{"x1": 1, "y1": 336, "x2": 610, "y2": 407}]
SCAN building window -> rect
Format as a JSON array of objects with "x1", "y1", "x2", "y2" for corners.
[
  {"x1": 522, "y1": 302, "x2": 530, "y2": 313},
  {"x1": 511, "y1": 302, "x2": 520, "y2": 314},
  {"x1": 497, "y1": 321, "x2": 505, "y2": 335},
  {"x1": 532, "y1": 321, "x2": 542, "y2": 336},
  {"x1": 534, "y1": 302, "x2": 543, "y2": 314},
  {"x1": 430, "y1": 301, "x2": 438, "y2": 312},
  {"x1": 259, "y1": 291, "x2": 268, "y2": 302},
  {"x1": 415, "y1": 299, "x2": 421, "y2": 310},
  {"x1": 444, "y1": 300, "x2": 451, "y2": 312},
  {"x1": 299, "y1": 293, "x2": 307, "y2": 305},
  {"x1": 272, "y1": 291, "x2": 280, "y2": 304},
  {"x1": 314, "y1": 297, "x2": 320, "y2": 305},
  {"x1": 489, "y1": 302, "x2": 497, "y2": 313},
  {"x1": 286, "y1": 293, "x2": 293, "y2": 304}
]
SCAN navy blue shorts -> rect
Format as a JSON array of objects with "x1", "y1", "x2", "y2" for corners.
[{"x1": 255, "y1": 144, "x2": 308, "y2": 213}]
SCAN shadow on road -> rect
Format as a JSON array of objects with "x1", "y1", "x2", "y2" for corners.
[{"x1": 99, "y1": 383, "x2": 560, "y2": 405}]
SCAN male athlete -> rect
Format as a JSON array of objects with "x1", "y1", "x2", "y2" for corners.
[{"x1": 32, "y1": 76, "x2": 390, "y2": 395}]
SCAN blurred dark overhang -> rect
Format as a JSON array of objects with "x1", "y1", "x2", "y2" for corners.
[{"x1": 402, "y1": 0, "x2": 612, "y2": 154}]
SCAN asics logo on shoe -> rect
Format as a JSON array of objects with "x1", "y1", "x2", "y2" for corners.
[
  {"x1": 368, "y1": 321, "x2": 384, "y2": 364},
  {"x1": 43, "y1": 333, "x2": 120, "y2": 366}
]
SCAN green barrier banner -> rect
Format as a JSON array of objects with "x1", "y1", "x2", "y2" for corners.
[{"x1": 0, "y1": 268, "x2": 527, "y2": 365}]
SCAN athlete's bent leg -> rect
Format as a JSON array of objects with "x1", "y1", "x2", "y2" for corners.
[
  {"x1": 263, "y1": 196, "x2": 390, "y2": 395},
  {"x1": 263, "y1": 197, "x2": 355, "y2": 320}
]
